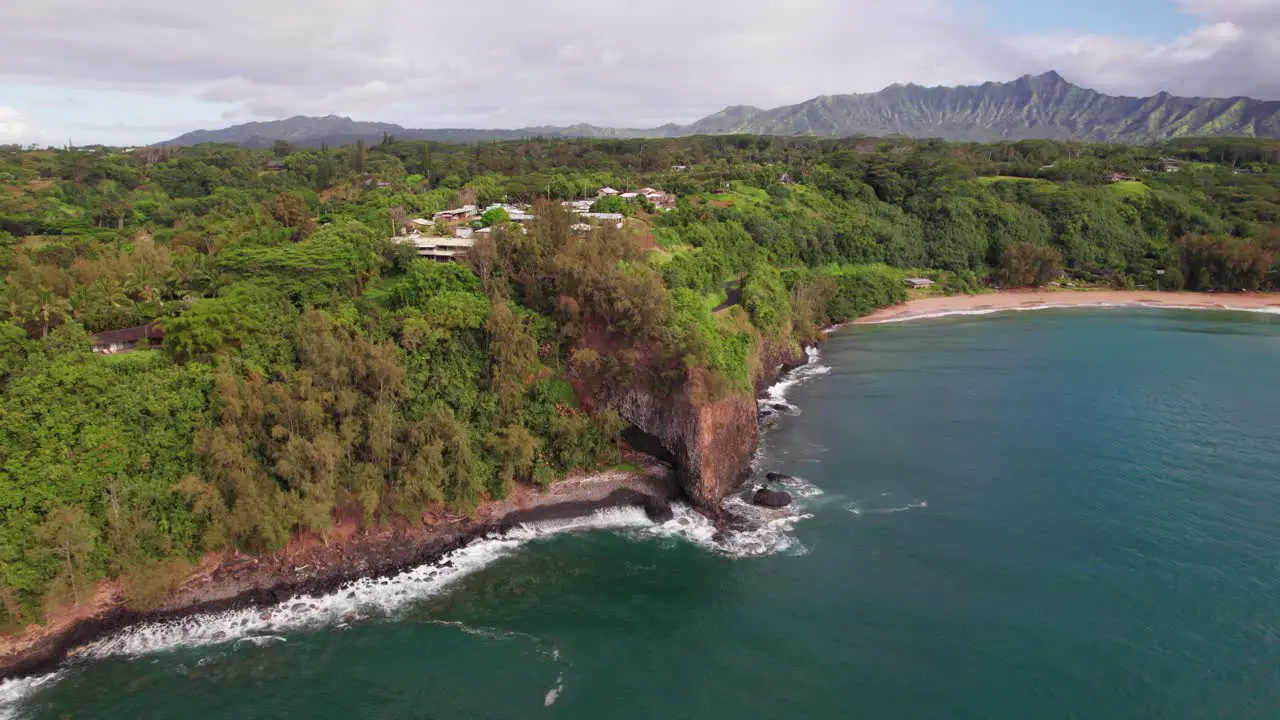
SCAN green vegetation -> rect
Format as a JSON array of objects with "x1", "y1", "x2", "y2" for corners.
[{"x1": 1, "y1": 132, "x2": 1279, "y2": 627}]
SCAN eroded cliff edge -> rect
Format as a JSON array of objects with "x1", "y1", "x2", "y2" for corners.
[{"x1": 585, "y1": 338, "x2": 805, "y2": 512}]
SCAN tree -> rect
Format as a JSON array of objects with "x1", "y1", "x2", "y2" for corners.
[
  {"x1": 998, "y1": 242, "x2": 1063, "y2": 287},
  {"x1": 352, "y1": 139, "x2": 367, "y2": 174},
  {"x1": 480, "y1": 207, "x2": 510, "y2": 227},
  {"x1": 487, "y1": 302, "x2": 541, "y2": 415},
  {"x1": 30, "y1": 287, "x2": 69, "y2": 339},
  {"x1": 419, "y1": 144, "x2": 432, "y2": 180},
  {"x1": 267, "y1": 192, "x2": 315, "y2": 239},
  {"x1": 34, "y1": 506, "x2": 99, "y2": 607},
  {"x1": 591, "y1": 195, "x2": 628, "y2": 214}
]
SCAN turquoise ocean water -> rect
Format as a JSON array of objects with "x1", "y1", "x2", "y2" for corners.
[{"x1": 5, "y1": 308, "x2": 1280, "y2": 719}]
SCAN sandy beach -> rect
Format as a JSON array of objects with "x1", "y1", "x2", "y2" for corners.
[{"x1": 854, "y1": 290, "x2": 1280, "y2": 325}]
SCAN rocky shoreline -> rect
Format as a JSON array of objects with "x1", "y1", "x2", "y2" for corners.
[
  {"x1": 0, "y1": 342, "x2": 815, "y2": 683},
  {"x1": 0, "y1": 464, "x2": 678, "y2": 681}
]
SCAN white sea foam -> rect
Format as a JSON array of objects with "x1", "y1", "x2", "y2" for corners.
[
  {"x1": 0, "y1": 671, "x2": 63, "y2": 720},
  {"x1": 544, "y1": 674, "x2": 564, "y2": 706},
  {"x1": 71, "y1": 507, "x2": 654, "y2": 663},
  {"x1": 759, "y1": 346, "x2": 830, "y2": 419},
  {"x1": 847, "y1": 499, "x2": 928, "y2": 516},
  {"x1": 861, "y1": 302, "x2": 1280, "y2": 325},
  {"x1": 630, "y1": 501, "x2": 812, "y2": 558}
]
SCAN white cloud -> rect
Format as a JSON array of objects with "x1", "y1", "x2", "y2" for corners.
[
  {"x1": 1015, "y1": 0, "x2": 1280, "y2": 99},
  {"x1": 0, "y1": 0, "x2": 1275, "y2": 144},
  {"x1": 0, "y1": 0, "x2": 1024, "y2": 135},
  {"x1": 0, "y1": 107, "x2": 40, "y2": 144}
]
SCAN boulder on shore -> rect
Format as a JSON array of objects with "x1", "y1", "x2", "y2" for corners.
[
  {"x1": 752, "y1": 488, "x2": 792, "y2": 508},
  {"x1": 643, "y1": 495, "x2": 674, "y2": 523}
]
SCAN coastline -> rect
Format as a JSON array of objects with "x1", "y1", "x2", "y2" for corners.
[
  {"x1": 0, "y1": 461, "x2": 678, "y2": 682},
  {"x1": 853, "y1": 289, "x2": 1280, "y2": 325},
  {"x1": 0, "y1": 334, "x2": 817, "y2": 683}
]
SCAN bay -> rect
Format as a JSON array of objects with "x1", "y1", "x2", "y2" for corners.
[{"x1": 10, "y1": 308, "x2": 1280, "y2": 719}]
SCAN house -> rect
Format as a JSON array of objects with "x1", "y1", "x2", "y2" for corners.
[
  {"x1": 431, "y1": 205, "x2": 478, "y2": 223},
  {"x1": 671, "y1": 165, "x2": 688, "y2": 171},
  {"x1": 578, "y1": 212, "x2": 625, "y2": 229},
  {"x1": 778, "y1": 173, "x2": 797, "y2": 184},
  {"x1": 480, "y1": 203, "x2": 535, "y2": 223},
  {"x1": 454, "y1": 226, "x2": 474, "y2": 239},
  {"x1": 397, "y1": 234, "x2": 477, "y2": 261},
  {"x1": 92, "y1": 323, "x2": 164, "y2": 354},
  {"x1": 562, "y1": 199, "x2": 595, "y2": 213},
  {"x1": 411, "y1": 218, "x2": 434, "y2": 228},
  {"x1": 643, "y1": 191, "x2": 676, "y2": 210},
  {"x1": 597, "y1": 187, "x2": 620, "y2": 196},
  {"x1": 1105, "y1": 172, "x2": 1137, "y2": 183},
  {"x1": 637, "y1": 188, "x2": 659, "y2": 196},
  {"x1": 620, "y1": 192, "x2": 640, "y2": 199},
  {"x1": 570, "y1": 223, "x2": 593, "y2": 232},
  {"x1": 904, "y1": 277, "x2": 935, "y2": 289}
]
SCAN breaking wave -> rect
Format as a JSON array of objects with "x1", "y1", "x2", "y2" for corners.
[
  {"x1": 71, "y1": 507, "x2": 654, "y2": 663},
  {"x1": 0, "y1": 671, "x2": 63, "y2": 720},
  {"x1": 631, "y1": 497, "x2": 815, "y2": 558},
  {"x1": 847, "y1": 499, "x2": 928, "y2": 516},
  {"x1": 65, "y1": 495, "x2": 822, "y2": 667},
  {"x1": 758, "y1": 346, "x2": 830, "y2": 417}
]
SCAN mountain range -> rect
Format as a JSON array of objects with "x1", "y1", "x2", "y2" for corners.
[{"x1": 162, "y1": 72, "x2": 1280, "y2": 147}]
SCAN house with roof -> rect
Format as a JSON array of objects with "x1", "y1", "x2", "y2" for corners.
[
  {"x1": 904, "y1": 277, "x2": 936, "y2": 289},
  {"x1": 597, "y1": 187, "x2": 620, "y2": 196},
  {"x1": 578, "y1": 212, "x2": 625, "y2": 229},
  {"x1": 643, "y1": 190, "x2": 676, "y2": 210},
  {"x1": 396, "y1": 234, "x2": 476, "y2": 261},
  {"x1": 92, "y1": 322, "x2": 165, "y2": 354},
  {"x1": 431, "y1": 205, "x2": 478, "y2": 223}
]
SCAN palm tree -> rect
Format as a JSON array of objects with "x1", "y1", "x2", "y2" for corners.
[{"x1": 31, "y1": 288, "x2": 70, "y2": 339}]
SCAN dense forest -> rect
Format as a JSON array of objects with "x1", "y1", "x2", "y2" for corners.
[{"x1": 1, "y1": 133, "x2": 1277, "y2": 627}]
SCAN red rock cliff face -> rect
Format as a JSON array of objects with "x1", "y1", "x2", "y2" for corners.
[{"x1": 587, "y1": 338, "x2": 804, "y2": 511}]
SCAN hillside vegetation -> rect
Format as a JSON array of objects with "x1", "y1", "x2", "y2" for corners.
[{"x1": 1, "y1": 133, "x2": 1278, "y2": 627}]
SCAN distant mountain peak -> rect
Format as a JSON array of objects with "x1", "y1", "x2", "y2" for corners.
[{"x1": 159, "y1": 74, "x2": 1280, "y2": 148}]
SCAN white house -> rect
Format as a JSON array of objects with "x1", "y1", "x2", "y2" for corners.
[
  {"x1": 597, "y1": 187, "x2": 620, "y2": 196},
  {"x1": 395, "y1": 234, "x2": 476, "y2": 260}
]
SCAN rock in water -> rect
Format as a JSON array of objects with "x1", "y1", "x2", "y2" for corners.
[
  {"x1": 752, "y1": 488, "x2": 792, "y2": 508},
  {"x1": 766, "y1": 472, "x2": 796, "y2": 483},
  {"x1": 643, "y1": 495, "x2": 674, "y2": 523}
]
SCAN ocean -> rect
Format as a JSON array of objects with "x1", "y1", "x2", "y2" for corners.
[{"x1": 5, "y1": 307, "x2": 1280, "y2": 719}]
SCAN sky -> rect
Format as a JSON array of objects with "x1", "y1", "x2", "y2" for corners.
[{"x1": 1, "y1": 0, "x2": 1278, "y2": 146}]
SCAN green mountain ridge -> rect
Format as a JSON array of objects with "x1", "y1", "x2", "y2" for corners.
[{"x1": 162, "y1": 72, "x2": 1280, "y2": 147}]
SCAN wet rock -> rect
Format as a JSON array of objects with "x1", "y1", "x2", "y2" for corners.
[
  {"x1": 752, "y1": 488, "x2": 792, "y2": 508},
  {"x1": 643, "y1": 495, "x2": 674, "y2": 523},
  {"x1": 291, "y1": 603, "x2": 307, "y2": 611},
  {"x1": 211, "y1": 631, "x2": 226, "y2": 640},
  {"x1": 438, "y1": 560, "x2": 454, "y2": 569},
  {"x1": 766, "y1": 472, "x2": 797, "y2": 484},
  {"x1": 346, "y1": 592, "x2": 356, "y2": 600},
  {"x1": 770, "y1": 403, "x2": 790, "y2": 412},
  {"x1": 258, "y1": 612, "x2": 272, "y2": 621}
]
